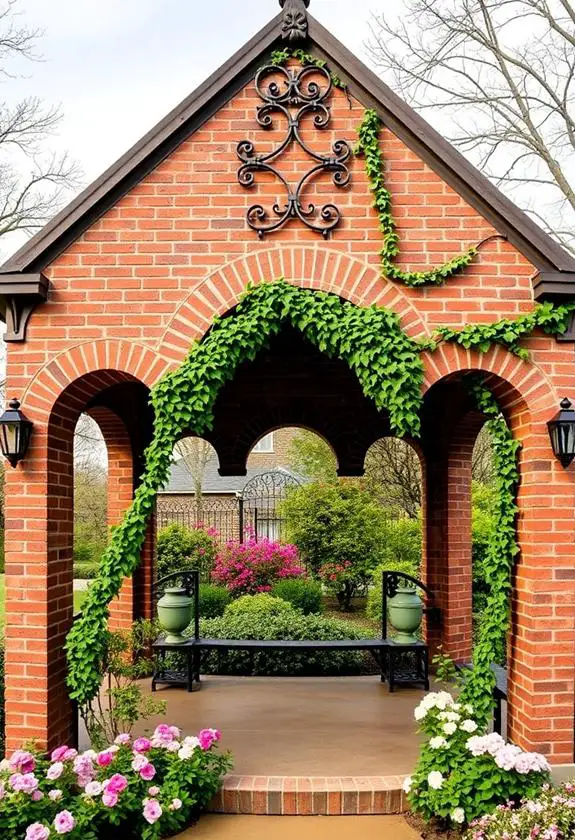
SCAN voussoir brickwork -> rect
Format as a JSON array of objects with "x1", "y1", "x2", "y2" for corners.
[{"x1": 3, "y1": 52, "x2": 575, "y2": 766}]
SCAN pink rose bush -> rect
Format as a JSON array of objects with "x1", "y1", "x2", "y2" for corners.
[
  {"x1": 465, "y1": 782, "x2": 575, "y2": 839},
  {"x1": 0, "y1": 725, "x2": 231, "y2": 839},
  {"x1": 406, "y1": 691, "x2": 550, "y2": 827},
  {"x1": 212, "y1": 538, "x2": 305, "y2": 595}
]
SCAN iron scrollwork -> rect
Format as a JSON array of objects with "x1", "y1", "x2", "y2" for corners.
[{"x1": 237, "y1": 62, "x2": 352, "y2": 239}]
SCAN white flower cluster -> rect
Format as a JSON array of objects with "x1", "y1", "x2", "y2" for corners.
[
  {"x1": 414, "y1": 691, "x2": 457, "y2": 721},
  {"x1": 466, "y1": 732, "x2": 550, "y2": 774}
]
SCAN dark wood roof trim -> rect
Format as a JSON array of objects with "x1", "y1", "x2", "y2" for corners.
[
  {"x1": 306, "y1": 17, "x2": 575, "y2": 278},
  {"x1": 0, "y1": 273, "x2": 49, "y2": 341},
  {"x1": 533, "y1": 273, "x2": 575, "y2": 301},
  {"x1": 0, "y1": 15, "x2": 283, "y2": 275}
]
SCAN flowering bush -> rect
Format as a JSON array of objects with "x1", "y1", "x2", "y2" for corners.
[
  {"x1": 406, "y1": 691, "x2": 549, "y2": 827},
  {"x1": 211, "y1": 538, "x2": 305, "y2": 595},
  {"x1": 318, "y1": 560, "x2": 358, "y2": 611},
  {"x1": 464, "y1": 781, "x2": 575, "y2": 839},
  {"x1": 0, "y1": 725, "x2": 231, "y2": 839}
]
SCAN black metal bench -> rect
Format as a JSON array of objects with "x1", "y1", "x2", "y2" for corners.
[
  {"x1": 460, "y1": 662, "x2": 508, "y2": 735},
  {"x1": 151, "y1": 570, "x2": 439, "y2": 695}
]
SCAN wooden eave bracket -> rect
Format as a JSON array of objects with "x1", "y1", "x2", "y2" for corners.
[
  {"x1": 534, "y1": 272, "x2": 575, "y2": 342},
  {"x1": 0, "y1": 273, "x2": 49, "y2": 342}
]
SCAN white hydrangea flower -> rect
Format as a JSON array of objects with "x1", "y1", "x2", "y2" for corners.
[
  {"x1": 460, "y1": 719, "x2": 478, "y2": 733},
  {"x1": 443, "y1": 722, "x2": 457, "y2": 736},
  {"x1": 427, "y1": 771, "x2": 444, "y2": 790},
  {"x1": 402, "y1": 776, "x2": 412, "y2": 794},
  {"x1": 451, "y1": 807, "x2": 465, "y2": 824},
  {"x1": 429, "y1": 736, "x2": 448, "y2": 750}
]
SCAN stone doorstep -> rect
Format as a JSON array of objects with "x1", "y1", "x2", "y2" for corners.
[{"x1": 208, "y1": 775, "x2": 409, "y2": 816}]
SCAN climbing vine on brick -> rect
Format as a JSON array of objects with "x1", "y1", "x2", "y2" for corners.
[
  {"x1": 458, "y1": 379, "x2": 521, "y2": 726},
  {"x1": 436, "y1": 301, "x2": 575, "y2": 360},
  {"x1": 356, "y1": 109, "x2": 479, "y2": 288},
  {"x1": 66, "y1": 280, "x2": 425, "y2": 706}
]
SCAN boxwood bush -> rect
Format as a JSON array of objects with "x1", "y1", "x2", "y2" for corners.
[
  {"x1": 198, "y1": 584, "x2": 231, "y2": 618},
  {"x1": 193, "y1": 612, "x2": 370, "y2": 676},
  {"x1": 73, "y1": 561, "x2": 100, "y2": 580},
  {"x1": 224, "y1": 594, "x2": 297, "y2": 617},
  {"x1": 271, "y1": 578, "x2": 323, "y2": 615}
]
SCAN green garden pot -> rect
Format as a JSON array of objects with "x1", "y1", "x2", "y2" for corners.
[
  {"x1": 157, "y1": 587, "x2": 193, "y2": 644},
  {"x1": 388, "y1": 585, "x2": 423, "y2": 644}
]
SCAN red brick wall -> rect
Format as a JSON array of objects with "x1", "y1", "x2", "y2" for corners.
[{"x1": 4, "y1": 64, "x2": 575, "y2": 760}]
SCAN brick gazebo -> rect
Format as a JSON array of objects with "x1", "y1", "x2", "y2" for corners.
[{"x1": 1, "y1": 0, "x2": 575, "y2": 763}]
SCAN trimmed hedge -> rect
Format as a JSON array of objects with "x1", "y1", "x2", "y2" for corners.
[
  {"x1": 224, "y1": 594, "x2": 296, "y2": 618},
  {"x1": 73, "y1": 561, "x2": 100, "y2": 580},
  {"x1": 192, "y1": 612, "x2": 370, "y2": 676},
  {"x1": 272, "y1": 579, "x2": 323, "y2": 615},
  {"x1": 198, "y1": 584, "x2": 231, "y2": 619}
]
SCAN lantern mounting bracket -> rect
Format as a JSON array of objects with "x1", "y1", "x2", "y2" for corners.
[{"x1": 0, "y1": 273, "x2": 49, "y2": 342}]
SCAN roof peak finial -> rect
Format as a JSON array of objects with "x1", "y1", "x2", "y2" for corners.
[{"x1": 279, "y1": 0, "x2": 310, "y2": 43}]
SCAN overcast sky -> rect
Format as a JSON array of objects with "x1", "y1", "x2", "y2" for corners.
[{"x1": 1, "y1": 0, "x2": 378, "y2": 259}]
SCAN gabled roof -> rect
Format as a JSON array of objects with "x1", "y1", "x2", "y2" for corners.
[
  {"x1": 2, "y1": 7, "x2": 574, "y2": 300},
  {"x1": 160, "y1": 457, "x2": 301, "y2": 496}
]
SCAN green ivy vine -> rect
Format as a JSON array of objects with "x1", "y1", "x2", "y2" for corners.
[
  {"x1": 436, "y1": 301, "x2": 575, "y2": 360},
  {"x1": 356, "y1": 109, "x2": 479, "y2": 288},
  {"x1": 458, "y1": 379, "x2": 521, "y2": 727},
  {"x1": 269, "y1": 48, "x2": 347, "y2": 91},
  {"x1": 66, "y1": 280, "x2": 425, "y2": 706}
]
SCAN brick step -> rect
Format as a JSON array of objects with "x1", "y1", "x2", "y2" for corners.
[{"x1": 208, "y1": 775, "x2": 408, "y2": 816}]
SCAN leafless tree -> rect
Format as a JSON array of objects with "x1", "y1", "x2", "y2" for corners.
[
  {"x1": 364, "y1": 438, "x2": 423, "y2": 518},
  {"x1": 0, "y1": 0, "x2": 79, "y2": 241},
  {"x1": 367, "y1": 0, "x2": 575, "y2": 252},
  {"x1": 174, "y1": 437, "x2": 216, "y2": 518}
]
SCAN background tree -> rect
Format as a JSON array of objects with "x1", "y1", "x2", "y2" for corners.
[
  {"x1": 288, "y1": 430, "x2": 337, "y2": 483},
  {"x1": 0, "y1": 0, "x2": 78, "y2": 246},
  {"x1": 174, "y1": 437, "x2": 216, "y2": 519},
  {"x1": 73, "y1": 415, "x2": 107, "y2": 569},
  {"x1": 364, "y1": 438, "x2": 422, "y2": 518},
  {"x1": 367, "y1": 0, "x2": 575, "y2": 251}
]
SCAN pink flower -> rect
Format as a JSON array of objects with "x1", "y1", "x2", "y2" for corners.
[
  {"x1": 143, "y1": 798, "x2": 163, "y2": 825},
  {"x1": 32, "y1": 790, "x2": 44, "y2": 802},
  {"x1": 133, "y1": 737, "x2": 151, "y2": 753},
  {"x1": 54, "y1": 810, "x2": 75, "y2": 834},
  {"x1": 131, "y1": 754, "x2": 149, "y2": 772},
  {"x1": 10, "y1": 772, "x2": 39, "y2": 794},
  {"x1": 10, "y1": 750, "x2": 36, "y2": 774},
  {"x1": 49, "y1": 789, "x2": 63, "y2": 801},
  {"x1": 102, "y1": 791, "x2": 119, "y2": 808},
  {"x1": 170, "y1": 798, "x2": 183, "y2": 811},
  {"x1": 25, "y1": 824, "x2": 50, "y2": 840},
  {"x1": 96, "y1": 750, "x2": 115, "y2": 767},
  {"x1": 115, "y1": 734, "x2": 131, "y2": 746},
  {"x1": 50, "y1": 747, "x2": 69, "y2": 763},
  {"x1": 105, "y1": 774, "x2": 128, "y2": 795},
  {"x1": 84, "y1": 781, "x2": 102, "y2": 797},
  {"x1": 199, "y1": 728, "x2": 221, "y2": 751},
  {"x1": 47, "y1": 762, "x2": 64, "y2": 781},
  {"x1": 140, "y1": 762, "x2": 156, "y2": 782},
  {"x1": 62, "y1": 749, "x2": 77, "y2": 762},
  {"x1": 148, "y1": 786, "x2": 161, "y2": 796}
]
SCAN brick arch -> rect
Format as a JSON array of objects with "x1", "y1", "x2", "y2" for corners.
[
  {"x1": 22, "y1": 339, "x2": 173, "y2": 419},
  {"x1": 158, "y1": 247, "x2": 429, "y2": 362},
  {"x1": 421, "y1": 342, "x2": 557, "y2": 423}
]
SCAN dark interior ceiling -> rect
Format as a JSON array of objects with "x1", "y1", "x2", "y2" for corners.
[{"x1": 200, "y1": 325, "x2": 392, "y2": 477}]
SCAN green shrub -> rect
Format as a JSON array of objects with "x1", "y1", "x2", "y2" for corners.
[
  {"x1": 224, "y1": 593, "x2": 297, "y2": 617},
  {"x1": 157, "y1": 523, "x2": 218, "y2": 581},
  {"x1": 73, "y1": 561, "x2": 100, "y2": 580},
  {"x1": 366, "y1": 557, "x2": 420, "y2": 625},
  {"x1": 272, "y1": 578, "x2": 323, "y2": 615},
  {"x1": 198, "y1": 583, "x2": 231, "y2": 618},
  {"x1": 190, "y1": 612, "x2": 369, "y2": 675},
  {"x1": 73, "y1": 537, "x2": 105, "y2": 566}
]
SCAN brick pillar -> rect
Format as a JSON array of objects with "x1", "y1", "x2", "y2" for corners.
[
  {"x1": 134, "y1": 517, "x2": 156, "y2": 622},
  {"x1": 87, "y1": 407, "x2": 135, "y2": 632},
  {"x1": 4, "y1": 408, "x2": 76, "y2": 752}
]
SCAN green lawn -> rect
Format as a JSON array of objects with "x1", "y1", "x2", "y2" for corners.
[{"x1": 0, "y1": 576, "x2": 87, "y2": 634}]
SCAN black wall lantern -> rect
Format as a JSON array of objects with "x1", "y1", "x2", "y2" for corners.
[
  {"x1": 0, "y1": 399, "x2": 32, "y2": 467},
  {"x1": 548, "y1": 398, "x2": 575, "y2": 467}
]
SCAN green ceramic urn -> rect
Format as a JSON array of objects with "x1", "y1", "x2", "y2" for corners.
[
  {"x1": 388, "y1": 585, "x2": 423, "y2": 644},
  {"x1": 157, "y1": 587, "x2": 193, "y2": 644}
]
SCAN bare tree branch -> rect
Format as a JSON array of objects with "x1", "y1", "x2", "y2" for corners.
[{"x1": 367, "y1": 0, "x2": 575, "y2": 251}]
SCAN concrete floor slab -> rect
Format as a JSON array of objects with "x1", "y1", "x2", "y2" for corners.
[
  {"x1": 140, "y1": 676, "x2": 426, "y2": 776},
  {"x1": 176, "y1": 815, "x2": 421, "y2": 839}
]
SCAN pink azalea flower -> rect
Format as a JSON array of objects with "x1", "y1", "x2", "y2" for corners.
[
  {"x1": 133, "y1": 737, "x2": 151, "y2": 753},
  {"x1": 140, "y1": 762, "x2": 156, "y2": 782},
  {"x1": 25, "y1": 824, "x2": 50, "y2": 840},
  {"x1": 199, "y1": 728, "x2": 221, "y2": 751},
  {"x1": 143, "y1": 798, "x2": 163, "y2": 825},
  {"x1": 54, "y1": 810, "x2": 75, "y2": 834}
]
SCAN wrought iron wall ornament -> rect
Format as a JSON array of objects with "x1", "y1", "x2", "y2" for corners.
[
  {"x1": 237, "y1": 62, "x2": 352, "y2": 239},
  {"x1": 279, "y1": 0, "x2": 310, "y2": 43}
]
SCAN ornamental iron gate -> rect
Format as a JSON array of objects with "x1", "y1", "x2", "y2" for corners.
[{"x1": 239, "y1": 470, "x2": 301, "y2": 542}]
